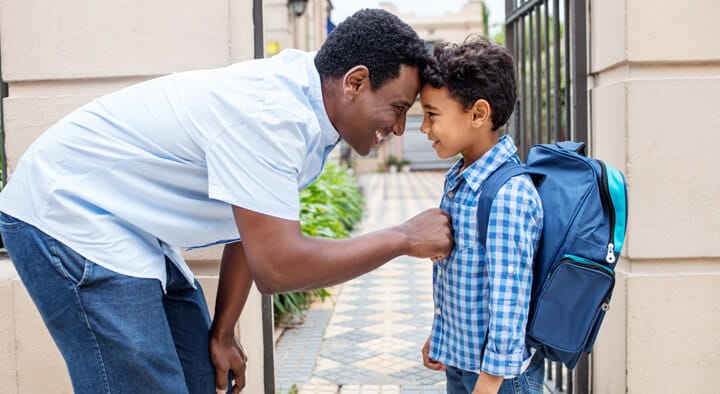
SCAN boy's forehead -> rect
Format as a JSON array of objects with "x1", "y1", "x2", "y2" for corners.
[{"x1": 420, "y1": 85, "x2": 450, "y2": 100}]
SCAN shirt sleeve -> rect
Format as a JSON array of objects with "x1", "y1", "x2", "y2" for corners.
[
  {"x1": 205, "y1": 110, "x2": 309, "y2": 220},
  {"x1": 481, "y1": 175, "x2": 543, "y2": 377}
]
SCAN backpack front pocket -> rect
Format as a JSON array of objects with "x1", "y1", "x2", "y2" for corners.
[{"x1": 529, "y1": 256, "x2": 615, "y2": 353}]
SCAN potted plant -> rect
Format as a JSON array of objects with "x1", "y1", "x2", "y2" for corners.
[
  {"x1": 400, "y1": 159, "x2": 411, "y2": 173},
  {"x1": 386, "y1": 154, "x2": 400, "y2": 173}
]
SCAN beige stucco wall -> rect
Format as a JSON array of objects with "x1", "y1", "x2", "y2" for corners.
[
  {"x1": 1, "y1": 0, "x2": 254, "y2": 174},
  {"x1": 0, "y1": 0, "x2": 265, "y2": 392},
  {"x1": 589, "y1": 0, "x2": 720, "y2": 392}
]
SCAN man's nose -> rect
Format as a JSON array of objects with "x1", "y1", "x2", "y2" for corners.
[{"x1": 390, "y1": 112, "x2": 408, "y2": 136}]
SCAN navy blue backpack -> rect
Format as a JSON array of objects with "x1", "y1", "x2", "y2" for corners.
[{"x1": 477, "y1": 141, "x2": 628, "y2": 369}]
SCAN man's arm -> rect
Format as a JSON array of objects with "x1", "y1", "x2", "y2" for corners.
[
  {"x1": 232, "y1": 205, "x2": 453, "y2": 294},
  {"x1": 210, "y1": 241, "x2": 252, "y2": 394}
]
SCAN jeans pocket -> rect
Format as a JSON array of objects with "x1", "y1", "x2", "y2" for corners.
[
  {"x1": 520, "y1": 355, "x2": 546, "y2": 393},
  {"x1": 0, "y1": 213, "x2": 24, "y2": 233},
  {"x1": 48, "y1": 239, "x2": 95, "y2": 287}
]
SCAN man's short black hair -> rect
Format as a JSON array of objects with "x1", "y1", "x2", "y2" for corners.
[
  {"x1": 423, "y1": 35, "x2": 517, "y2": 131},
  {"x1": 315, "y1": 9, "x2": 429, "y2": 90}
]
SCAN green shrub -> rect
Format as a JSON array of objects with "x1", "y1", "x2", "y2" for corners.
[{"x1": 273, "y1": 163, "x2": 364, "y2": 326}]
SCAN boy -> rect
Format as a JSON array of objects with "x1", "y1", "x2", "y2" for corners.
[{"x1": 419, "y1": 36, "x2": 545, "y2": 394}]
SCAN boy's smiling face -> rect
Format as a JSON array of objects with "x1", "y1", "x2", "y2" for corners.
[{"x1": 419, "y1": 85, "x2": 494, "y2": 165}]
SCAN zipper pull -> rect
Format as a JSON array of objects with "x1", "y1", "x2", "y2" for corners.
[{"x1": 606, "y1": 243, "x2": 616, "y2": 263}]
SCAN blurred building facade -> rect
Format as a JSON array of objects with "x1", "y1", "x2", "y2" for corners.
[{"x1": 264, "y1": 0, "x2": 332, "y2": 55}]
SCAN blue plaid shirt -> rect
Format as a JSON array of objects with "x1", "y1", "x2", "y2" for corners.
[{"x1": 429, "y1": 136, "x2": 543, "y2": 377}]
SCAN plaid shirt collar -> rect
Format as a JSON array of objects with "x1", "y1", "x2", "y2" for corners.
[{"x1": 444, "y1": 135, "x2": 518, "y2": 193}]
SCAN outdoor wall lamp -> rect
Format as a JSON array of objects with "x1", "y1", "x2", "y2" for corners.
[{"x1": 288, "y1": 0, "x2": 309, "y2": 17}]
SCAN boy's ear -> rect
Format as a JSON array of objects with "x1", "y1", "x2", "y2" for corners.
[
  {"x1": 342, "y1": 66, "x2": 370, "y2": 101},
  {"x1": 470, "y1": 99, "x2": 492, "y2": 127}
]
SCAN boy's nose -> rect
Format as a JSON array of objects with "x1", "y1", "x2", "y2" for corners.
[{"x1": 420, "y1": 119, "x2": 429, "y2": 134}]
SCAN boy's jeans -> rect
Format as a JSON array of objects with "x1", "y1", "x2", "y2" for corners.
[
  {"x1": 445, "y1": 352, "x2": 545, "y2": 394},
  {"x1": 0, "y1": 213, "x2": 221, "y2": 394}
]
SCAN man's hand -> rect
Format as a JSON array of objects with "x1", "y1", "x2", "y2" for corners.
[
  {"x1": 400, "y1": 208, "x2": 453, "y2": 259},
  {"x1": 210, "y1": 334, "x2": 247, "y2": 394},
  {"x1": 421, "y1": 337, "x2": 446, "y2": 371}
]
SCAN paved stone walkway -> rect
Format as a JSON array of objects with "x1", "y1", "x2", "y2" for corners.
[{"x1": 275, "y1": 171, "x2": 447, "y2": 394}]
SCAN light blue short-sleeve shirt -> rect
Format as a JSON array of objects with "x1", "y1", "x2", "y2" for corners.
[{"x1": 0, "y1": 49, "x2": 340, "y2": 289}]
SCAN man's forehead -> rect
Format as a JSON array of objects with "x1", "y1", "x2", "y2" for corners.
[{"x1": 396, "y1": 65, "x2": 421, "y2": 97}]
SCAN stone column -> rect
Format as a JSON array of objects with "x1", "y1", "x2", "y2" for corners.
[{"x1": 589, "y1": 0, "x2": 720, "y2": 392}]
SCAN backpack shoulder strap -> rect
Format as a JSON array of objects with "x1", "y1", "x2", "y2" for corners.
[{"x1": 477, "y1": 161, "x2": 529, "y2": 249}]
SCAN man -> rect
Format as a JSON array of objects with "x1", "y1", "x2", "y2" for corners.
[{"x1": 0, "y1": 8, "x2": 453, "y2": 394}]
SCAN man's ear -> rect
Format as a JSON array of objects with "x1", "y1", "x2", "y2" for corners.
[
  {"x1": 342, "y1": 65, "x2": 370, "y2": 100},
  {"x1": 471, "y1": 99, "x2": 492, "y2": 127}
]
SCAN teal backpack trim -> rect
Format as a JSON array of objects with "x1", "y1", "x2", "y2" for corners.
[
  {"x1": 564, "y1": 254, "x2": 614, "y2": 274},
  {"x1": 605, "y1": 164, "x2": 627, "y2": 252}
]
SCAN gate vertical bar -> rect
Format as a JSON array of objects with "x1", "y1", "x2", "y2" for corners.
[
  {"x1": 534, "y1": 5, "x2": 542, "y2": 146},
  {"x1": 563, "y1": 0, "x2": 571, "y2": 141},
  {"x1": 528, "y1": 12, "x2": 535, "y2": 155},
  {"x1": 544, "y1": 2, "x2": 552, "y2": 143},
  {"x1": 252, "y1": 1, "x2": 276, "y2": 393},
  {"x1": 506, "y1": 0, "x2": 519, "y2": 147},
  {"x1": 518, "y1": 17, "x2": 527, "y2": 156},
  {"x1": 552, "y1": 0, "x2": 562, "y2": 143},
  {"x1": 570, "y1": 0, "x2": 588, "y2": 143},
  {"x1": 574, "y1": 353, "x2": 590, "y2": 394}
]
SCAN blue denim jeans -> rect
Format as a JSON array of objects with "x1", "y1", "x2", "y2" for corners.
[
  {"x1": 446, "y1": 352, "x2": 545, "y2": 394},
  {"x1": 0, "y1": 213, "x2": 222, "y2": 394}
]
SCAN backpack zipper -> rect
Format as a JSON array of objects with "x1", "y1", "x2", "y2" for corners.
[{"x1": 596, "y1": 160, "x2": 616, "y2": 263}]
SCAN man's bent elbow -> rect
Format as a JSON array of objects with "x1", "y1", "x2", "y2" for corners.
[
  {"x1": 251, "y1": 265, "x2": 291, "y2": 294},
  {"x1": 254, "y1": 277, "x2": 280, "y2": 295}
]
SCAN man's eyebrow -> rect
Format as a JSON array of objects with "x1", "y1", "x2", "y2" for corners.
[{"x1": 394, "y1": 100, "x2": 413, "y2": 109}]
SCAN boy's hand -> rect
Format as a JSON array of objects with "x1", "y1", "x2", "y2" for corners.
[
  {"x1": 421, "y1": 337, "x2": 446, "y2": 371},
  {"x1": 472, "y1": 371, "x2": 504, "y2": 394},
  {"x1": 399, "y1": 208, "x2": 453, "y2": 259}
]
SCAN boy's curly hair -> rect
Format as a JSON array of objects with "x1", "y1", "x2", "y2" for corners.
[
  {"x1": 315, "y1": 9, "x2": 430, "y2": 90},
  {"x1": 423, "y1": 35, "x2": 517, "y2": 131}
]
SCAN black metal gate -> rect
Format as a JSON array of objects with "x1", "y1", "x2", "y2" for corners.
[
  {"x1": 505, "y1": 0, "x2": 588, "y2": 159},
  {"x1": 504, "y1": 0, "x2": 591, "y2": 393}
]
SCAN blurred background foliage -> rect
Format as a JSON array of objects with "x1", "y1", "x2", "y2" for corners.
[{"x1": 273, "y1": 163, "x2": 364, "y2": 326}]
